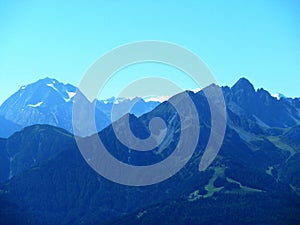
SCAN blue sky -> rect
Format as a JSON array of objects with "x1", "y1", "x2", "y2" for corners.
[{"x1": 0, "y1": 0, "x2": 299, "y2": 103}]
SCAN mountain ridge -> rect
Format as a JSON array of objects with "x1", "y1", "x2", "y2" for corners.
[
  {"x1": 0, "y1": 77, "x2": 299, "y2": 224},
  {"x1": 1, "y1": 77, "x2": 299, "y2": 138}
]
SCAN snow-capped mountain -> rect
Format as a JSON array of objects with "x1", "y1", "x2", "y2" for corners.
[
  {"x1": 0, "y1": 78, "x2": 161, "y2": 137},
  {"x1": 97, "y1": 96, "x2": 160, "y2": 121},
  {"x1": 0, "y1": 78, "x2": 88, "y2": 136},
  {"x1": 1, "y1": 78, "x2": 77, "y2": 111}
]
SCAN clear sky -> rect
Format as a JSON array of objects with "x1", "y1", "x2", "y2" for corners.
[{"x1": 0, "y1": 0, "x2": 299, "y2": 104}]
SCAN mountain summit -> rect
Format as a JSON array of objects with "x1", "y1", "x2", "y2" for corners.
[
  {"x1": 231, "y1": 77, "x2": 255, "y2": 94},
  {"x1": 0, "y1": 78, "x2": 80, "y2": 136}
]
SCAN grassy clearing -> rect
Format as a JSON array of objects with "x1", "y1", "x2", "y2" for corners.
[{"x1": 267, "y1": 136, "x2": 295, "y2": 155}]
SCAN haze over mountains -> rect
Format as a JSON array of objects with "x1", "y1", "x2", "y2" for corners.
[{"x1": 0, "y1": 77, "x2": 299, "y2": 224}]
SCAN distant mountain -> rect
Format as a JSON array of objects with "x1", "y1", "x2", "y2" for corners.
[
  {"x1": 0, "y1": 78, "x2": 300, "y2": 224},
  {"x1": 0, "y1": 78, "x2": 160, "y2": 137},
  {"x1": 96, "y1": 96, "x2": 160, "y2": 121},
  {"x1": 0, "y1": 78, "x2": 86, "y2": 137}
]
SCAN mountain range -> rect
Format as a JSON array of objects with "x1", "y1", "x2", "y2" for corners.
[
  {"x1": 0, "y1": 77, "x2": 299, "y2": 224},
  {"x1": 0, "y1": 78, "x2": 161, "y2": 138}
]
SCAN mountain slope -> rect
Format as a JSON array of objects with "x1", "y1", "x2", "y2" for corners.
[
  {"x1": 0, "y1": 125, "x2": 76, "y2": 182},
  {"x1": 0, "y1": 116, "x2": 21, "y2": 138},
  {"x1": 1, "y1": 114, "x2": 299, "y2": 224},
  {"x1": 110, "y1": 193, "x2": 300, "y2": 225}
]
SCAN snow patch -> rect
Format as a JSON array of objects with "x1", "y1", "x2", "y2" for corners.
[
  {"x1": 46, "y1": 83, "x2": 59, "y2": 92},
  {"x1": 144, "y1": 96, "x2": 169, "y2": 103},
  {"x1": 67, "y1": 91, "x2": 76, "y2": 99},
  {"x1": 112, "y1": 97, "x2": 139, "y2": 104},
  {"x1": 100, "y1": 96, "x2": 168, "y2": 104},
  {"x1": 64, "y1": 91, "x2": 76, "y2": 102},
  {"x1": 192, "y1": 87, "x2": 202, "y2": 93},
  {"x1": 28, "y1": 102, "x2": 43, "y2": 107},
  {"x1": 272, "y1": 93, "x2": 286, "y2": 100},
  {"x1": 46, "y1": 83, "x2": 76, "y2": 102},
  {"x1": 114, "y1": 99, "x2": 121, "y2": 104}
]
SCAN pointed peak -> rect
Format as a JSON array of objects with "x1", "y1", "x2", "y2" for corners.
[
  {"x1": 232, "y1": 77, "x2": 255, "y2": 93},
  {"x1": 233, "y1": 77, "x2": 252, "y2": 87}
]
